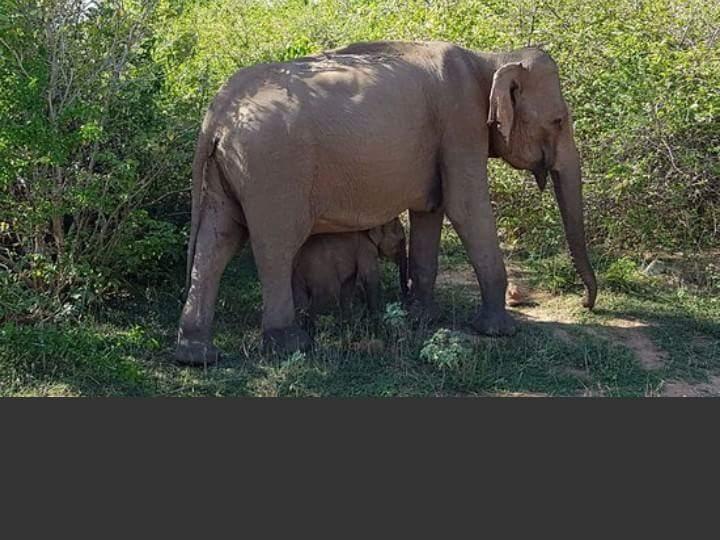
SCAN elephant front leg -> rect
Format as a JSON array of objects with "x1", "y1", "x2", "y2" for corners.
[
  {"x1": 443, "y1": 170, "x2": 516, "y2": 336},
  {"x1": 408, "y1": 208, "x2": 443, "y2": 320},
  {"x1": 176, "y1": 208, "x2": 246, "y2": 365}
]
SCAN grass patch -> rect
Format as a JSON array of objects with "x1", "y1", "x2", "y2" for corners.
[{"x1": 1, "y1": 247, "x2": 718, "y2": 397}]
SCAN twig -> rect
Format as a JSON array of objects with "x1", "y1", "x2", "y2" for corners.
[
  {"x1": 526, "y1": 2, "x2": 539, "y2": 47},
  {"x1": 542, "y1": 1, "x2": 571, "y2": 31},
  {"x1": 0, "y1": 37, "x2": 32, "y2": 79}
]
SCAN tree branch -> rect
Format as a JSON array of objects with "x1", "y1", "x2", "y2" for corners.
[{"x1": 0, "y1": 37, "x2": 32, "y2": 79}]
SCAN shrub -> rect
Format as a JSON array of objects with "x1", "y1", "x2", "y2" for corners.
[
  {"x1": 603, "y1": 256, "x2": 651, "y2": 293},
  {"x1": 110, "y1": 210, "x2": 184, "y2": 283},
  {"x1": 2, "y1": 0, "x2": 717, "y2": 324},
  {"x1": 420, "y1": 328, "x2": 473, "y2": 371},
  {"x1": 382, "y1": 302, "x2": 408, "y2": 330},
  {"x1": 1, "y1": 0, "x2": 186, "y2": 319}
]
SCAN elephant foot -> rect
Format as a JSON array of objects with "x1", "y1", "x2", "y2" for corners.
[
  {"x1": 472, "y1": 309, "x2": 518, "y2": 337},
  {"x1": 262, "y1": 325, "x2": 313, "y2": 355},
  {"x1": 582, "y1": 290, "x2": 596, "y2": 310},
  {"x1": 175, "y1": 338, "x2": 222, "y2": 366}
]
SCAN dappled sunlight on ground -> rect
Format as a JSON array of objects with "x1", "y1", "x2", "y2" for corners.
[
  {"x1": 439, "y1": 261, "x2": 719, "y2": 398},
  {"x1": 2, "y1": 253, "x2": 718, "y2": 397}
]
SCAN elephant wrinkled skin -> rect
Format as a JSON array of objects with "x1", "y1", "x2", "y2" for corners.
[{"x1": 176, "y1": 40, "x2": 597, "y2": 364}]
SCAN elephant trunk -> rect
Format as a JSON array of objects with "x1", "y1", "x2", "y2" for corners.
[{"x1": 550, "y1": 141, "x2": 597, "y2": 309}]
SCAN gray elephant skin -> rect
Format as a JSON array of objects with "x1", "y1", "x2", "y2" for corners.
[{"x1": 175, "y1": 40, "x2": 597, "y2": 365}]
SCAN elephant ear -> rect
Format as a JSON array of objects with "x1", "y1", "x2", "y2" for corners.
[{"x1": 487, "y1": 62, "x2": 525, "y2": 144}]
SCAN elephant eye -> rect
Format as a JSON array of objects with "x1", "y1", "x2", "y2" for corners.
[{"x1": 552, "y1": 117, "x2": 563, "y2": 128}]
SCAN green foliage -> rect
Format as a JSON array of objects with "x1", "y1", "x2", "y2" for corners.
[
  {"x1": 382, "y1": 301, "x2": 407, "y2": 330},
  {"x1": 0, "y1": 321, "x2": 156, "y2": 395},
  {"x1": 603, "y1": 257, "x2": 647, "y2": 293},
  {"x1": 439, "y1": 221, "x2": 468, "y2": 266},
  {"x1": 705, "y1": 262, "x2": 720, "y2": 293},
  {"x1": 525, "y1": 252, "x2": 658, "y2": 296},
  {"x1": 419, "y1": 328, "x2": 473, "y2": 371},
  {"x1": 524, "y1": 253, "x2": 578, "y2": 293},
  {"x1": 1, "y1": 252, "x2": 718, "y2": 396},
  {"x1": 1, "y1": 0, "x2": 718, "y2": 328},
  {"x1": 1, "y1": 0, "x2": 184, "y2": 320},
  {"x1": 112, "y1": 210, "x2": 184, "y2": 282}
]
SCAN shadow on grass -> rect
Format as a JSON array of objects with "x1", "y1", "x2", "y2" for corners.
[
  {"x1": 3, "y1": 249, "x2": 717, "y2": 397},
  {"x1": 583, "y1": 302, "x2": 720, "y2": 381},
  {"x1": 0, "y1": 322, "x2": 157, "y2": 396}
]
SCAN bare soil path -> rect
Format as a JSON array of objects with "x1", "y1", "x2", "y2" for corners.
[{"x1": 437, "y1": 262, "x2": 720, "y2": 397}]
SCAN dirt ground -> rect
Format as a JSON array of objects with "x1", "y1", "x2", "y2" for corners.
[{"x1": 437, "y1": 264, "x2": 720, "y2": 398}]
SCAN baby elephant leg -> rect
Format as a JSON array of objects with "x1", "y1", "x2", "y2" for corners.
[
  {"x1": 292, "y1": 281, "x2": 314, "y2": 334},
  {"x1": 356, "y1": 239, "x2": 383, "y2": 317},
  {"x1": 339, "y1": 277, "x2": 357, "y2": 321},
  {"x1": 361, "y1": 266, "x2": 382, "y2": 315}
]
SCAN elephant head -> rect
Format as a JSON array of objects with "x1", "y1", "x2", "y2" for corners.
[
  {"x1": 368, "y1": 218, "x2": 409, "y2": 297},
  {"x1": 486, "y1": 49, "x2": 597, "y2": 309}
]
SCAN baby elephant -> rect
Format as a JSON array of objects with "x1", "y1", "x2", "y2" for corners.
[{"x1": 292, "y1": 219, "x2": 408, "y2": 327}]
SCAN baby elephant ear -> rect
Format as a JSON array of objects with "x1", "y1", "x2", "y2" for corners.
[{"x1": 487, "y1": 62, "x2": 525, "y2": 144}]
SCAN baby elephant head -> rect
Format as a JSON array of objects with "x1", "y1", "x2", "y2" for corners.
[
  {"x1": 368, "y1": 218, "x2": 406, "y2": 260},
  {"x1": 368, "y1": 218, "x2": 408, "y2": 296}
]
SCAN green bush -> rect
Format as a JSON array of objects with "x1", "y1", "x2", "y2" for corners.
[
  {"x1": 1, "y1": 0, "x2": 717, "y2": 324},
  {"x1": 602, "y1": 256, "x2": 656, "y2": 294},
  {"x1": 420, "y1": 328, "x2": 473, "y2": 371},
  {"x1": 111, "y1": 210, "x2": 184, "y2": 282},
  {"x1": 1, "y1": 0, "x2": 187, "y2": 320},
  {"x1": 382, "y1": 302, "x2": 408, "y2": 330}
]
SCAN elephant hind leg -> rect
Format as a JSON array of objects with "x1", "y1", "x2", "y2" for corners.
[
  {"x1": 176, "y1": 193, "x2": 247, "y2": 365},
  {"x1": 255, "y1": 242, "x2": 314, "y2": 353},
  {"x1": 243, "y1": 197, "x2": 314, "y2": 354}
]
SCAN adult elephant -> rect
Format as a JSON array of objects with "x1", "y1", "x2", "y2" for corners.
[{"x1": 176, "y1": 41, "x2": 597, "y2": 364}]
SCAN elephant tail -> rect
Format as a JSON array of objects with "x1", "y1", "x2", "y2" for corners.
[{"x1": 185, "y1": 129, "x2": 218, "y2": 298}]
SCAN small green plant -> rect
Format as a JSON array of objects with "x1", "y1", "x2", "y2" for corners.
[
  {"x1": 706, "y1": 263, "x2": 720, "y2": 293},
  {"x1": 382, "y1": 302, "x2": 407, "y2": 330},
  {"x1": 419, "y1": 328, "x2": 473, "y2": 371},
  {"x1": 283, "y1": 350, "x2": 307, "y2": 368},
  {"x1": 526, "y1": 254, "x2": 578, "y2": 293},
  {"x1": 604, "y1": 257, "x2": 646, "y2": 293}
]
